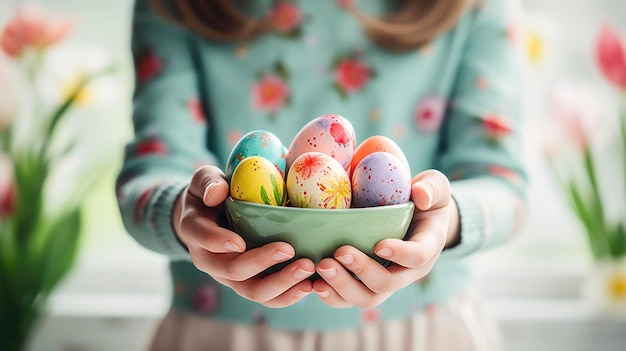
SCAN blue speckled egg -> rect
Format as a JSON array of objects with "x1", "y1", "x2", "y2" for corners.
[
  {"x1": 225, "y1": 130, "x2": 287, "y2": 181},
  {"x1": 351, "y1": 152, "x2": 411, "y2": 207}
]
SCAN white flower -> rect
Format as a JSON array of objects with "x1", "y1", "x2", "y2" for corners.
[
  {"x1": 0, "y1": 56, "x2": 19, "y2": 131},
  {"x1": 37, "y1": 42, "x2": 120, "y2": 110}
]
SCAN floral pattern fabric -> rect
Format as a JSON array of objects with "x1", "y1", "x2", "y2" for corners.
[{"x1": 118, "y1": 0, "x2": 527, "y2": 331}]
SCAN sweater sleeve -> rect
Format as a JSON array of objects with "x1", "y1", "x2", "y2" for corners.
[
  {"x1": 437, "y1": 0, "x2": 527, "y2": 260},
  {"x1": 116, "y1": 0, "x2": 217, "y2": 261}
]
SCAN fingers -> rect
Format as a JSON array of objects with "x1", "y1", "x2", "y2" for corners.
[
  {"x1": 411, "y1": 169, "x2": 451, "y2": 211},
  {"x1": 188, "y1": 165, "x2": 230, "y2": 207},
  {"x1": 314, "y1": 256, "x2": 392, "y2": 309},
  {"x1": 226, "y1": 259, "x2": 315, "y2": 306},
  {"x1": 190, "y1": 241, "x2": 297, "y2": 281},
  {"x1": 179, "y1": 202, "x2": 246, "y2": 253},
  {"x1": 375, "y1": 236, "x2": 442, "y2": 271},
  {"x1": 211, "y1": 258, "x2": 315, "y2": 308}
]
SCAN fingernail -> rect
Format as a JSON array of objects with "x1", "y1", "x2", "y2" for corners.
[
  {"x1": 336, "y1": 254, "x2": 354, "y2": 265},
  {"x1": 314, "y1": 289, "x2": 330, "y2": 297},
  {"x1": 272, "y1": 250, "x2": 293, "y2": 261},
  {"x1": 294, "y1": 289, "x2": 311, "y2": 298},
  {"x1": 376, "y1": 248, "x2": 393, "y2": 258},
  {"x1": 318, "y1": 267, "x2": 337, "y2": 279},
  {"x1": 223, "y1": 240, "x2": 240, "y2": 252},
  {"x1": 203, "y1": 182, "x2": 217, "y2": 201},
  {"x1": 416, "y1": 184, "x2": 433, "y2": 209},
  {"x1": 293, "y1": 268, "x2": 313, "y2": 279}
]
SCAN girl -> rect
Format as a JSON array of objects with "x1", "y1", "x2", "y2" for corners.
[{"x1": 117, "y1": 0, "x2": 526, "y2": 349}]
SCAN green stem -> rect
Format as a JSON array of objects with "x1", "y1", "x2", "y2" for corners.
[{"x1": 39, "y1": 64, "x2": 116, "y2": 159}]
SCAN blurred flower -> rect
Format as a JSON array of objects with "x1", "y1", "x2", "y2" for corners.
[
  {"x1": 0, "y1": 59, "x2": 18, "y2": 131},
  {"x1": 0, "y1": 5, "x2": 117, "y2": 350},
  {"x1": 336, "y1": 0, "x2": 356, "y2": 10},
  {"x1": 596, "y1": 25, "x2": 626, "y2": 90},
  {"x1": 333, "y1": 56, "x2": 372, "y2": 96},
  {"x1": 525, "y1": 29, "x2": 545, "y2": 66},
  {"x1": 134, "y1": 46, "x2": 162, "y2": 84},
  {"x1": 546, "y1": 83, "x2": 598, "y2": 157},
  {"x1": 251, "y1": 73, "x2": 290, "y2": 114},
  {"x1": 268, "y1": 1, "x2": 303, "y2": 34},
  {"x1": 0, "y1": 154, "x2": 17, "y2": 219},
  {"x1": 544, "y1": 25, "x2": 626, "y2": 263},
  {"x1": 414, "y1": 95, "x2": 446, "y2": 134},
  {"x1": 38, "y1": 42, "x2": 118, "y2": 109},
  {"x1": 481, "y1": 114, "x2": 511, "y2": 140},
  {"x1": 0, "y1": 5, "x2": 71, "y2": 57}
]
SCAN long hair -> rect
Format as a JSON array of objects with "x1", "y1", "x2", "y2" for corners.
[{"x1": 150, "y1": 0, "x2": 469, "y2": 52}]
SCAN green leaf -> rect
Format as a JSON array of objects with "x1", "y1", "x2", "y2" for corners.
[
  {"x1": 608, "y1": 222, "x2": 626, "y2": 259},
  {"x1": 567, "y1": 182, "x2": 608, "y2": 258},
  {"x1": 260, "y1": 186, "x2": 272, "y2": 205},
  {"x1": 39, "y1": 209, "x2": 82, "y2": 295},
  {"x1": 274, "y1": 61, "x2": 290, "y2": 81},
  {"x1": 271, "y1": 174, "x2": 282, "y2": 205},
  {"x1": 582, "y1": 146, "x2": 605, "y2": 230}
]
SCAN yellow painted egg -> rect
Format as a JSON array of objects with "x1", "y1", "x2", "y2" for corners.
[{"x1": 230, "y1": 156, "x2": 286, "y2": 206}]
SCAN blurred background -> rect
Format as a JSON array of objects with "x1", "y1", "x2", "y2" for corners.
[{"x1": 1, "y1": 0, "x2": 625, "y2": 350}]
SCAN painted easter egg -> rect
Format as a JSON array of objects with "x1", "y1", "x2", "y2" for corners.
[
  {"x1": 351, "y1": 152, "x2": 411, "y2": 207},
  {"x1": 286, "y1": 152, "x2": 351, "y2": 209},
  {"x1": 350, "y1": 135, "x2": 411, "y2": 178},
  {"x1": 225, "y1": 130, "x2": 286, "y2": 181},
  {"x1": 230, "y1": 156, "x2": 286, "y2": 206},
  {"x1": 286, "y1": 114, "x2": 356, "y2": 171}
]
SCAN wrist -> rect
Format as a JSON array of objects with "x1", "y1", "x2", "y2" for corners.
[
  {"x1": 172, "y1": 188, "x2": 189, "y2": 250},
  {"x1": 445, "y1": 199, "x2": 461, "y2": 249}
]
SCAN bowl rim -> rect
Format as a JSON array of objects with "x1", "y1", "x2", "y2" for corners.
[{"x1": 225, "y1": 197, "x2": 415, "y2": 214}]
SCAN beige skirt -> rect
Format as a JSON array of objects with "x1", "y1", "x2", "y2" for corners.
[{"x1": 147, "y1": 292, "x2": 501, "y2": 351}]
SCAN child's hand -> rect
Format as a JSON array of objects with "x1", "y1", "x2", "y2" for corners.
[
  {"x1": 312, "y1": 169, "x2": 459, "y2": 308},
  {"x1": 173, "y1": 165, "x2": 315, "y2": 308}
]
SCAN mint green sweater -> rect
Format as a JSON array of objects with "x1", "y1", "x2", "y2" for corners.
[{"x1": 117, "y1": 0, "x2": 526, "y2": 331}]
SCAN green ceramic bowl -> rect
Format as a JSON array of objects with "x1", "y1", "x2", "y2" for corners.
[{"x1": 225, "y1": 198, "x2": 415, "y2": 265}]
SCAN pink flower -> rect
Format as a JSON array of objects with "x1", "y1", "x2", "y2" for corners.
[
  {"x1": 595, "y1": 25, "x2": 626, "y2": 90},
  {"x1": 336, "y1": 0, "x2": 356, "y2": 9},
  {"x1": 268, "y1": 1, "x2": 303, "y2": 33},
  {"x1": 0, "y1": 155, "x2": 17, "y2": 219},
  {"x1": 482, "y1": 114, "x2": 511, "y2": 139},
  {"x1": 193, "y1": 283, "x2": 219, "y2": 314},
  {"x1": 487, "y1": 165, "x2": 523, "y2": 186},
  {"x1": 361, "y1": 308, "x2": 380, "y2": 323},
  {"x1": 0, "y1": 6, "x2": 71, "y2": 57},
  {"x1": 292, "y1": 153, "x2": 326, "y2": 180},
  {"x1": 414, "y1": 95, "x2": 446, "y2": 133},
  {"x1": 251, "y1": 73, "x2": 290, "y2": 114},
  {"x1": 547, "y1": 85, "x2": 595, "y2": 152},
  {"x1": 133, "y1": 187, "x2": 155, "y2": 223},
  {"x1": 135, "y1": 138, "x2": 168, "y2": 157},
  {"x1": 135, "y1": 48, "x2": 163, "y2": 84},
  {"x1": 334, "y1": 58, "x2": 371, "y2": 94},
  {"x1": 187, "y1": 97, "x2": 205, "y2": 123}
]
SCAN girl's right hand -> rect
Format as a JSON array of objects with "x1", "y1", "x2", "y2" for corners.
[{"x1": 173, "y1": 165, "x2": 315, "y2": 308}]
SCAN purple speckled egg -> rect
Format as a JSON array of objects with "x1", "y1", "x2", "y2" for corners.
[
  {"x1": 287, "y1": 114, "x2": 356, "y2": 171},
  {"x1": 351, "y1": 152, "x2": 412, "y2": 207}
]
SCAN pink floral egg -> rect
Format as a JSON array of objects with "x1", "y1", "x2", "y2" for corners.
[
  {"x1": 351, "y1": 152, "x2": 411, "y2": 207},
  {"x1": 287, "y1": 114, "x2": 356, "y2": 171},
  {"x1": 286, "y1": 152, "x2": 351, "y2": 209}
]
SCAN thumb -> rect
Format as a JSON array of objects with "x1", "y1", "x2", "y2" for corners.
[
  {"x1": 188, "y1": 165, "x2": 230, "y2": 207},
  {"x1": 411, "y1": 169, "x2": 451, "y2": 211}
]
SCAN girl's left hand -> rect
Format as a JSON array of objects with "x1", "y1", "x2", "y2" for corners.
[{"x1": 313, "y1": 169, "x2": 460, "y2": 308}]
